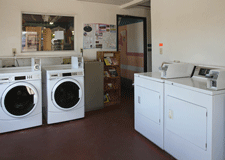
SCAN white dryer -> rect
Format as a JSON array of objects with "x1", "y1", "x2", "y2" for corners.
[
  {"x1": 134, "y1": 72, "x2": 164, "y2": 149},
  {"x1": 42, "y1": 65, "x2": 84, "y2": 124},
  {"x1": 0, "y1": 67, "x2": 42, "y2": 133},
  {"x1": 164, "y1": 66, "x2": 225, "y2": 160},
  {"x1": 134, "y1": 63, "x2": 194, "y2": 149}
]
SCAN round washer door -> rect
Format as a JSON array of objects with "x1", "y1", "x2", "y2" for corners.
[
  {"x1": 1, "y1": 82, "x2": 38, "y2": 118},
  {"x1": 52, "y1": 78, "x2": 82, "y2": 110}
]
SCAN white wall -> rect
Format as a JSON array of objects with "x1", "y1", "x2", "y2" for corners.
[
  {"x1": 0, "y1": 0, "x2": 150, "y2": 62},
  {"x1": 127, "y1": 22, "x2": 143, "y2": 53},
  {"x1": 151, "y1": 0, "x2": 225, "y2": 72}
]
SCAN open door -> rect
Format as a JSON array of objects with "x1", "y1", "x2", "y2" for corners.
[{"x1": 117, "y1": 15, "x2": 147, "y2": 88}]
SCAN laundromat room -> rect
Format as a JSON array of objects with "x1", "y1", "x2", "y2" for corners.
[{"x1": 0, "y1": 0, "x2": 225, "y2": 160}]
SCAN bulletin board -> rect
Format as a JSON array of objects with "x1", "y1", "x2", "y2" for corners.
[{"x1": 83, "y1": 23, "x2": 117, "y2": 49}]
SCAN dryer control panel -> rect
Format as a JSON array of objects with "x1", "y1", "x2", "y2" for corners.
[
  {"x1": 206, "y1": 69, "x2": 225, "y2": 90},
  {"x1": 192, "y1": 66, "x2": 214, "y2": 79},
  {"x1": 159, "y1": 63, "x2": 194, "y2": 79}
]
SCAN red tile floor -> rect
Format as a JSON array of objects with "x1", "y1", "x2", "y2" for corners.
[{"x1": 0, "y1": 88, "x2": 175, "y2": 160}]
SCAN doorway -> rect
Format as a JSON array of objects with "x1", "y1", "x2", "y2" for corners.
[{"x1": 117, "y1": 15, "x2": 147, "y2": 89}]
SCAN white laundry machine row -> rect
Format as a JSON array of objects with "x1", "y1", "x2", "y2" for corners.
[
  {"x1": 164, "y1": 66, "x2": 225, "y2": 160},
  {"x1": 134, "y1": 62, "x2": 195, "y2": 149},
  {"x1": 0, "y1": 67, "x2": 42, "y2": 133},
  {"x1": 42, "y1": 65, "x2": 84, "y2": 124}
]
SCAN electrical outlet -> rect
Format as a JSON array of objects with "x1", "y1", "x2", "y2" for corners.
[
  {"x1": 80, "y1": 48, "x2": 83, "y2": 53},
  {"x1": 12, "y1": 48, "x2": 16, "y2": 55}
]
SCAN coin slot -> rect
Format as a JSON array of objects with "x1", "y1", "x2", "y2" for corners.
[
  {"x1": 51, "y1": 74, "x2": 58, "y2": 77},
  {"x1": 1, "y1": 78, "x2": 9, "y2": 81}
]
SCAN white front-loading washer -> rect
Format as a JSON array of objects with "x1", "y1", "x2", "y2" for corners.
[
  {"x1": 0, "y1": 67, "x2": 42, "y2": 133},
  {"x1": 42, "y1": 65, "x2": 84, "y2": 124},
  {"x1": 164, "y1": 66, "x2": 225, "y2": 160}
]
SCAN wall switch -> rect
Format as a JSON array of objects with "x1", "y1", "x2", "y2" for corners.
[
  {"x1": 160, "y1": 48, "x2": 163, "y2": 55},
  {"x1": 12, "y1": 48, "x2": 16, "y2": 55}
]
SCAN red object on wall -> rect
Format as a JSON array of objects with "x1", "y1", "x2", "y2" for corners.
[{"x1": 159, "y1": 43, "x2": 163, "y2": 47}]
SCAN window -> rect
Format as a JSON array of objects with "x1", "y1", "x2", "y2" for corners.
[{"x1": 22, "y1": 13, "x2": 74, "y2": 52}]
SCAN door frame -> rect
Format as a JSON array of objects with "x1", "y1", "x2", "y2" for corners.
[{"x1": 116, "y1": 14, "x2": 147, "y2": 72}]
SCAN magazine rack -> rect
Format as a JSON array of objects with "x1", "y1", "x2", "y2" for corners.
[{"x1": 97, "y1": 51, "x2": 121, "y2": 106}]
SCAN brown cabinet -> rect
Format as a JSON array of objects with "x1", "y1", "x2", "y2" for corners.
[
  {"x1": 43, "y1": 28, "x2": 52, "y2": 51},
  {"x1": 97, "y1": 51, "x2": 121, "y2": 106},
  {"x1": 84, "y1": 61, "x2": 104, "y2": 111}
]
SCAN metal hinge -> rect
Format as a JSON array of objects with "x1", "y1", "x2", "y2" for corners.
[
  {"x1": 159, "y1": 119, "x2": 161, "y2": 123},
  {"x1": 159, "y1": 95, "x2": 160, "y2": 99},
  {"x1": 206, "y1": 112, "x2": 208, "y2": 117},
  {"x1": 205, "y1": 143, "x2": 207, "y2": 149}
]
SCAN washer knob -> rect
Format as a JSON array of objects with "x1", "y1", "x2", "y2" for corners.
[{"x1": 34, "y1": 64, "x2": 40, "y2": 71}]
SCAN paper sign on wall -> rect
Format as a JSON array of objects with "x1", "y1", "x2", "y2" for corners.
[{"x1": 83, "y1": 23, "x2": 116, "y2": 49}]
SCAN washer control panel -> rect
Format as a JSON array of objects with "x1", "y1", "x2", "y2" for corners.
[
  {"x1": 0, "y1": 74, "x2": 41, "y2": 83},
  {"x1": 50, "y1": 71, "x2": 83, "y2": 79}
]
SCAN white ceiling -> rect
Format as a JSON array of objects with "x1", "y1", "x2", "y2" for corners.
[
  {"x1": 77, "y1": 0, "x2": 150, "y2": 8},
  {"x1": 77, "y1": 0, "x2": 133, "y2": 5},
  {"x1": 136, "y1": 0, "x2": 150, "y2": 9},
  {"x1": 140, "y1": 1, "x2": 150, "y2": 7}
]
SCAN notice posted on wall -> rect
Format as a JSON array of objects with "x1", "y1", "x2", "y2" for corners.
[{"x1": 83, "y1": 23, "x2": 116, "y2": 49}]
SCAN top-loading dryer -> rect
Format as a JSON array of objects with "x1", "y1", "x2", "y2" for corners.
[
  {"x1": 164, "y1": 65, "x2": 225, "y2": 160},
  {"x1": 134, "y1": 62, "x2": 194, "y2": 149},
  {"x1": 0, "y1": 66, "x2": 42, "y2": 133},
  {"x1": 42, "y1": 63, "x2": 84, "y2": 124}
]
